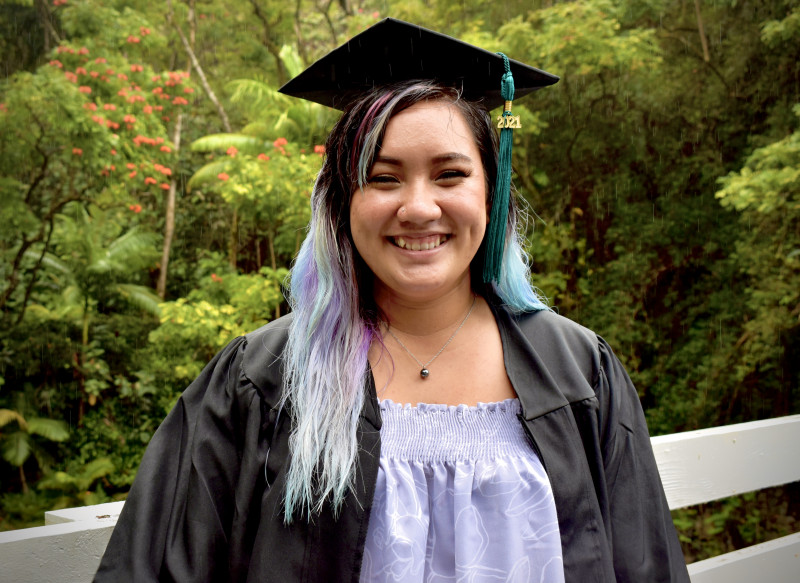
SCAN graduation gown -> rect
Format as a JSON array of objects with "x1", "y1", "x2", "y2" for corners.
[{"x1": 94, "y1": 304, "x2": 690, "y2": 582}]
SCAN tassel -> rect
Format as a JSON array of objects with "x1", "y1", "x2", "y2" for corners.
[{"x1": 483, "y1": 53, "x2": 516, "y2": 283}]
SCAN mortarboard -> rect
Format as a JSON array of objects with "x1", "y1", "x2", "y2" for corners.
[
  {"x1": 278, "y1": 18, "x2": 558, "y2": 111},
  {"x1": 279, "y1": 18, "x2": 559, "y2": 283}
]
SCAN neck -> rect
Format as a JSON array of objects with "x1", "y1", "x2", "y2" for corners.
[{"x1": 375, "y1": 280, "x2": 477, "y2": 337}]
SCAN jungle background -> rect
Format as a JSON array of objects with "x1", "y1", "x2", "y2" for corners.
[{"x1": 1, "y1": 0, "x2": 798, "y2": 563}]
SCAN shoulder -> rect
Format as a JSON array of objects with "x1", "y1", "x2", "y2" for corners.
[
  {"x1": 496, "y1": 305, "x2": 602, "y2": 389},
  {"x1": 239, "y1": 313, "x2": 294, "y2": 406}
]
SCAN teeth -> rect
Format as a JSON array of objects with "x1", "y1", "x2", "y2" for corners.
[{"x1": 394, "y1": 235, "x2": 447, "y2": 250}]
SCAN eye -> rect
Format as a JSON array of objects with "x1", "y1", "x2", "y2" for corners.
[
  {"x1": 366, "y1": 174, "x2": 399, "y2": 186},
  {"x1": 436, "y1": 169, "x2": 470, "y2": 183}
]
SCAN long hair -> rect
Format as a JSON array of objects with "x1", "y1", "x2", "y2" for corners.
[{"x1": 282, "y1": 81, "x2": 548, "y2": 521}]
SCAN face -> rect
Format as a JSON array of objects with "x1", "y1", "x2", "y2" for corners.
[{"x1": 349, "y1": 100, "x2": 488, "y2": 303}]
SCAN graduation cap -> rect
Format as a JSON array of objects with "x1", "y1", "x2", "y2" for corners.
[
  {"x1": 279, "y1": 18, "x2": 559, "y2": 283},
  {"x1": 279, "y1": 18, "x2": 558, "y2": 111}
]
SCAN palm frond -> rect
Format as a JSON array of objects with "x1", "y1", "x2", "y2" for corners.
[
  {"x1": 191, "y1": 133, "x2": 264, "y2": 154},
  {"x1": 187, "y1": 159, "x2": 234, "y2": 191},
  {"x1": 0, "y1": 409, "x2": 27, "y2": 430},
  {"x1": 2, "y1": 431, "x2": 31, "y2": 466},
  {"x1": 113, "y1": 283, "x2": 162, "y2": 316},
  {"x1": 104, "y1": 228, "x2": 159, "y2": 272},
  {"x1": 27, "y1": 417, "x2": 69, "y2": 442}
]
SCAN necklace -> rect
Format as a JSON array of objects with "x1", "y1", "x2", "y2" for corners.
[{"x1": 385, "y1": 296, "x2": 477, "y2": 379}]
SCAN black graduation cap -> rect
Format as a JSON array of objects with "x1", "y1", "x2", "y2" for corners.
[{"x1": 278, "y1": 18, "x2": 559, "y2": 111}]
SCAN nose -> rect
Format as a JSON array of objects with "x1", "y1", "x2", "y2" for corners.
[{"x1": 397, "y1": 182, "x2": 442, "y2": 223}]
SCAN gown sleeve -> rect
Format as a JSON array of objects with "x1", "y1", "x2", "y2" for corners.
[
  {"x1": 595, "y1": 338, "x2": 690, "y2": 583},
  {"x1": 94, "y1": 335, "x2": 271, "y2": 582}
]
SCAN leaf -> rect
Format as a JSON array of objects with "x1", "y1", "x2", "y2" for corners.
[
  {"x1": 190, "y1": 134, "x2": 264, "y2": 154},
  {"x1": 186, "y1": 159, "x2": 234, "y2": 190},
  {"x1": 0, "y1": 409, "x2": 28, "y2": 430},
  {"x1": 113, "y1": 283, "x2": 162, "y2": 316},
  {"x1": 27, "y1": 418, "x2": 70, "y2": 442},
  {"x1": 2, "y1": 431, "x2": 31, "y2": 466}
]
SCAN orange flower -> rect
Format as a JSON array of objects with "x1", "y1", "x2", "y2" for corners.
[
  {"x1": 257, "y1": 153, "x2": 270, "y2": 161},
  {"x1": 128, "y1": 204, "x2": 142, "y2": 213},
  {"x1": 95, "y1": 57, "x2": 107, "y2": 64},
  {"x1": 226, "y1": 146, "x2": 238, "y2": 157},
  {"x1": 90, "y1": 71, "x2": 99, "y2": 78},
  {"x1": 117, "y1": 73, "x2": 128, "y2": 81},
  {"x1": 314, "y1": 145, "x2": 325, "y2": 155},
  {"x1": 143, "y1": 105, "x2": 153, "y2": 114},
  {"x1": 103, "y1": 103, "x2": 117, "y2": 110},
  {"x1": 78, "y1": 86, "x2": 91, "y2": 94},
  {"x1": 126, "y1": 163, "x2": 136, "y2": 169},
  {"x1": 126, "y1": 35, "x2": 141, "y2": 44},
  {"x1": 160, "y1": 145, "x2": 171, "y2": 152},
  {"x1": 110, "y1": 149, "x2": 117, "y2": 155},
  {"x1": 144, "y1": 177, "x2": 157, "y2": 185},
  {"x1": 75, "y1": 67, "x2": 87, "y2": 75},
  {"x1": 78, "y1": 47, "x2": 89, "y2": 55},
  {"x1": 130, "y1": 64, "x2": 144, "y2": 73},
  {"x1": 140, "y1": 27, "x2": 151, "y2": 36},
  {"x1": 72, "y1": 148, "x2": 83, "y2": 156},
  {"x1": 210, "y1": 273, "x2": 222, "y2": 283},
  {"x1": 273, "y1": 137, "x2": 288, "y2": 147},
  {"x1": 160, "y1": 183, "x2": 170, "y2": 190},
  {"x1": 64, "y1": 71, "x2": 78, "y2": 83},
  {"x1": 128, "y1": 171, "x2": 137, "y2": 178},
  {"x1": 183, "y1": 87, "x2": 194, "y2": 93},
  {"x1": 172, "y1": 97, "x2": 188, "y2": 105},
  {"x1": 49, "y1": 60, "x2": 63, "y2": 68},
  {"x1": 217, "y1": 173, "x2": 230, "y2": 181},
  {"x1": 82, "y1": 103, "x2": 97, "y2": 111},
  {"x1": 123, "y1": 114, "x2": 136, "y2": 123}
]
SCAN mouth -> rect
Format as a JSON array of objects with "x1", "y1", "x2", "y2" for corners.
[{"x1": 392, "y1": 234, "x2": 450, "y2": 251}]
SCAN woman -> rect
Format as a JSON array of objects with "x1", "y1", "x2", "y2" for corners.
[{"x1": 96, "y1": 19, "x2": 689, "y2": 583}]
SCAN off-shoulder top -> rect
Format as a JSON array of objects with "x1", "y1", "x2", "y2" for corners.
[{"x1": 360, "y1": 398, "x2": 565, "y2": 583}]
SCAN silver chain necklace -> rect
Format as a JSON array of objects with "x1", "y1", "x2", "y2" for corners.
[{"x1": 385, "y1": 296, "x2": 476, "y2": 379}]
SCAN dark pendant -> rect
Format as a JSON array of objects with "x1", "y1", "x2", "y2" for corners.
[{"x1": 420, "y1": 368, "x2": 430, "y2": 379}]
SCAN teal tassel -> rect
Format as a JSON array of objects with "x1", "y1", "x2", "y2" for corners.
[{"x1": 483, "y1": 53, "x2": 515, "y2": 283}]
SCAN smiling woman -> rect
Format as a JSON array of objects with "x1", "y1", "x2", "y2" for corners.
[{"x1": 94, "y1": 18, "x2": 689, "y2": 583}]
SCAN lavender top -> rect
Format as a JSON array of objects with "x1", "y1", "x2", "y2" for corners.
[{"x1": 360, "y1": 398, "x2": 565, "y2": 583}]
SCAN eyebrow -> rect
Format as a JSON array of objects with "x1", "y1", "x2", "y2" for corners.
[{"x1": 373, "y1": 152, "x2": 474, "y2": 166}]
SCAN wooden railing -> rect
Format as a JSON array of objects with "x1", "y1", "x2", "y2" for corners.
[{"x1": 1, "y1": 415, "x2": 799, "y2": 582}]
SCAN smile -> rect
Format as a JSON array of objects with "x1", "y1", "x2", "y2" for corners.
[{"x1": 392, "y1": 235, "x2": 449, "y2": 251}]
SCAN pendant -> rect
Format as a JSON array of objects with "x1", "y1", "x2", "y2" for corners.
[{"x1": 420, "y1": 368, "x2": 430, "y2": 379}]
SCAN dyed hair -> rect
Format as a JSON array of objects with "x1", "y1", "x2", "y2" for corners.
[{"x1": 282, "y1": 81, "x2": 548, "y2": 521}]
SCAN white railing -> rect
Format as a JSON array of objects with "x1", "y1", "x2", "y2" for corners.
[{"x1": 1, "y1": 415, "x2": 799, "y2": 582}]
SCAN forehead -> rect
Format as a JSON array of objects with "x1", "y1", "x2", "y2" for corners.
[{"x1": 380, "y1": 101, "x2": 479, "y2": 154}]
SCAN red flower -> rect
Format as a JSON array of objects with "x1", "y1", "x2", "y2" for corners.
[
  {"x1": 128, "y1": 204, "x2": 142, "y2": 213},
  {"x1": 78, "y1": 86, "x2": 91, "y2": 94},
  {"x1": 82, "y1": 102, "x2": 97, "y2": 111},
  {"x1": 144, "y1": 177, "x2": 157, "y2": 185},
  {"x1": 103, "y1": 103, "x2": 117, "y2": 110},
  {"x1": 72, "y1": 148, "x2": 83, "y2": 156},
  {"x1": 257, "y1": 153, "x2": 270, "y2": 161},
  {"x1": 314, "y1": 145, "x2": 325, "y2": 155},
  {"x1": 273, "y1": 137, "x2": 288, "y2": 147},
  {"x1": 49, "y1": 60, "x2": 63, "y2": 68},
  {"x1": 140, "y1": 27, "x2": 151, "y2": 36},
  {"x1": 226, "y1": 146, "x2": 238, "y2": 157},
  {"x1": 123, "y1": 114, "x2": 136, "y2": 123},
  {"x1": 64, "y1": 71, "x2": 77, "y2": 83},
  {"x1": 126, "y1": 35, "x2": 141, "y2": 44},
  {"x1": 210, "y1": 273, "x2": 222, "y2": 283},
  {"x1": 126, "y1": 163, "x2": 136, "y2": 169},
  {"x1": 117, "y1": 73, "x2": 128, "y2": 81},
  {"x1": 160, "y1": 183, "x2": 170, "y2": 190},
  {"x1": 172, "y1": 97, "x2": 188, "y2": 106},
  {"x1": 128, "y1": 171, "x2": 137, "y2": 178},
  {"x1": 78, "y1": 47, "x2": 89, "y2": 55},
  {"x1": 143, "y1": 105, "x2": 153, "y2": 114},
  {"x1": 111, "y1": 149, "x2": 117, "y2": 156},
  {"x1": 90, "y1": 71, "x2": 99, "y2": 78},
  {"x1": 75, "y1": 67, "x2": 87, "y2": 75},
  {"x1": 217, "y1": 173, "x2": 230, "y2": 181},
  {"x1": 160, "y1": 145, "x2": 171, "y2": 152},
  {"x1": 95, "y1": 57, "x2": 107, "y2": 64},
  {"x1": 130, "y1": 64, "x2": 144, "y2": 73}
]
